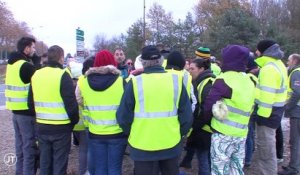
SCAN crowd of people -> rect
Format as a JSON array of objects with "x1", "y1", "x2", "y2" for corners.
[{"x1": 4, "y1": 36, "x2": 300, "y2": 175}]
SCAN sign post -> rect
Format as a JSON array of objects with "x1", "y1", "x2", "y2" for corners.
[{"x1": 76, "y1": 28, "x2": 85, "y2": 61}]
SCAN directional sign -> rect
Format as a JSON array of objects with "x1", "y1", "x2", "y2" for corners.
[
  {"x1": 76, "y1": 36, "x2": 84, "y2": 41},
  {"x1": 76, "y1": 29, "x2": 84, "y2": 36}
]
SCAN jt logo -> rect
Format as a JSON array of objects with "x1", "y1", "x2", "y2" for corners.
[{"x1": 4, "y1": 153, "x2": 17, "y2": 166}]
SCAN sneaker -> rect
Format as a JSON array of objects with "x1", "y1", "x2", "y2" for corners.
[{"x1": 277, "y1": 158, "x2": 284, "y2": 163}]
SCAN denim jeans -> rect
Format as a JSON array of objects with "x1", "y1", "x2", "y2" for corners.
[
  {"x1": 196, "y1": 147, "x2": 210, "y2": 175},
  {"x1": 12, "y1": 114, "x2": 37, "y2": 175},
  {"x1": 88, "y1": 137, "x2": 127, "y2": 175},
  {"x1": 38, "y1": 132, "x2": 71, "y2": 175},
  {"x1": 245, "y1": 120, "x2": 255, "y2": 165}
]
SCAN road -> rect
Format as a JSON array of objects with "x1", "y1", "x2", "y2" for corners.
[{"x1": 0, "y1": 84, "x2": 5, "y2": 110}]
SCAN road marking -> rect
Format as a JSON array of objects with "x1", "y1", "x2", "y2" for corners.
[{"x1": 0, "y1": 106, "x2": 5, "y2": 110}]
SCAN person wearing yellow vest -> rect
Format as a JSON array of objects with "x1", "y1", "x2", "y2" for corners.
[
  {"x1": 278, "y1": 53, "x2": 300, "y2": 175},
  {"x1": 74, "y1": 56, "x2": 95, "y2": 175},
  {"x1": 78, "y1": 50, "x2": 127, "y2": 175},
  {"x1": 5, "y1": 36, "x2": 38, "y2": 175},
  {"x1": 195, "y1": 46, "x2": 221, "y2": 76},
  {"x1": 181, "y1": 58, "x2": 215, "y2": 175},
  {"x1": 164, "y1": 50, "x2": 197, "y2": 173},
  {"x1": 253, "y1": 40, "x2": 288, "y2": 175},
  {"x1": 28, "y1": 45, "x2": 79, "y2": 175},
  {"x1": 117, "y1": 45, "x2": 193, "y2": 175},
  {"x1": 202, "y1": 45, "x2": 256, "y2": 175}
]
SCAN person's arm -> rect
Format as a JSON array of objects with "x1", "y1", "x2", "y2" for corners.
[
  {"x1": 116, "y1": 80, "x2": 135, "y2": 135},
  {"x1": 20, "y1": 62, "x2": 36, "y2": 84},
  {"x1": 190, "y1": 84, "x2": 197, "y2": 113},
  {"x1": 27, "y1": 84, "x2": 35, "y2": 115},
  {"x1": 60, "y1": 72, "x2": 79, "y2": 125},
  {"x1": 202, "y1": 79, "x2": 232, "y2": 128},
  {"x1": 75, "y1": 84, "x2": 83, "y2": 107},
  {"x1": 178, "y1": 83, "x2": 193, "y2": 136}
]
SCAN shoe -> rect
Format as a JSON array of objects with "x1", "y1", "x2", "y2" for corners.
[
  {"x1": 277, "y1": 158, "x2": 284, "y2": 163},
  {"x1": 278, "y1": 166, "x2": 299, "y2": 175}
]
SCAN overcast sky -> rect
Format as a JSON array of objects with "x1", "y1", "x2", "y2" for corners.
[{"x1": 3, "y1": 0, "x2": 198, "y2": 55}]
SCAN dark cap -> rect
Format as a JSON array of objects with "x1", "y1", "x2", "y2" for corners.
[
  {"x1": 141, "y1": 45, "x2": 161, "y2": 60},
  {"x1": 257, "y1": 39, "x2": 276, "y2": 54},
  {"x1": 167, "y1": 51, "x2": 185, "y2": 70}
]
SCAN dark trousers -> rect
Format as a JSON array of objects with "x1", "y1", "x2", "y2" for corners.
[
  {"x1": 276, "y1": 124, "x2": 284, "y2": 159},
  {"x1": 134, "y1": 156, "x2": 179, "y2": 175},
  {"x1": 38, "y1": 132, "x2": 71, "y2": 175}
]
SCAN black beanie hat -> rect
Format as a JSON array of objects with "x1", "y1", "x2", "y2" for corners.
[
  {"x1": 141, "y1": 45, "x2": 161, "y2": 60},
  {"x1": 167, "y1": 51, "x2": 185, "y2": 70},
  {"x1": 257, "y1": 39, "x2": 276, "y2": 54}
]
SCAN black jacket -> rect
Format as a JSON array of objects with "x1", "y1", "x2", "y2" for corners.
[
  {"x1": 7, "y1": 51, "x2": 36, "y2": 116},
  {"x1": 28, "y1": 61, "x2": 79, "y2": 135}
]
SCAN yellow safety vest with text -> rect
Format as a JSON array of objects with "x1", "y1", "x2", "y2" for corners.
[
  {"x1": 129, "y1": 73, "x2": 182, "y2": 150},
  {"x1": 287, "y1": 67, "x2": 300, "y2": 104},
  {"x1": 5, "y1": 60, "x2": 30, "y2": 110},
  {"x1": 255, "y1": 56, "x2": 288, "y2": 118},
  {"x1": 211, "y1": 72, "x2": 256, "y2": 137},
  {"x1": 81, "y1": 76, "x2": 124, "y2": 135},
  {"x1": 31, "y1": 67, "x2": 70, "y2": 125}
]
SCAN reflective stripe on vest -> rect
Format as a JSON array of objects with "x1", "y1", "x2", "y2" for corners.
[
  {"x1": 5, "y1": 60, "x2": 30, "y2": 110},
  {"x1": 85, "y1": 105, "x2": 118, "y2": 111},
  {"x1": 85, "y1": 117, "x2": 117, "y2": 125},
  {"x1": 6, "y1": 85, "x2": 29, "y2": 91},
  {"x1": 134, "y1": 74, "x2": 179, "y2": 118},
  {"x1": 31, "y1": 67, "x2": 70, "y2": 125}
]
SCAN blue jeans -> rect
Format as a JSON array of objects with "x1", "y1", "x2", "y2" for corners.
[
  {"x1": 88, "y1": 137, "x2": 127, "y2": 175},
  {"x1": 245, "y1": 120, "x2": 255, "y2": 165},
  {"x1": 12, "y1": 114, "x2": 37, "y2": 175},
  {"x1": 38, "y1": 132, "x2": 71, "y2": 175},
  {"x1": 196, "y1": 148, "x2": 210, "y2": 175}
]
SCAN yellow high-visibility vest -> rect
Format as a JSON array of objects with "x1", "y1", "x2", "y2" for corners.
[
  {"x1": 5, "y1": 60, "x2": 30, "y2": 110},
  {"x1": 211, "y1": 72, "x2": 256, "y2": 137},
  {"x1": 31, "y1": 67, "x2": 70, "y2": 125},
  {"x1": 129, "y1": 73, "x2": 182, "y2": 150},
  {"x1": 255, "y1": 56, "x2": 288, "y2": 118},
  {"x1": 81, "y1": 76, "x2": 124, "y2": 135}
]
